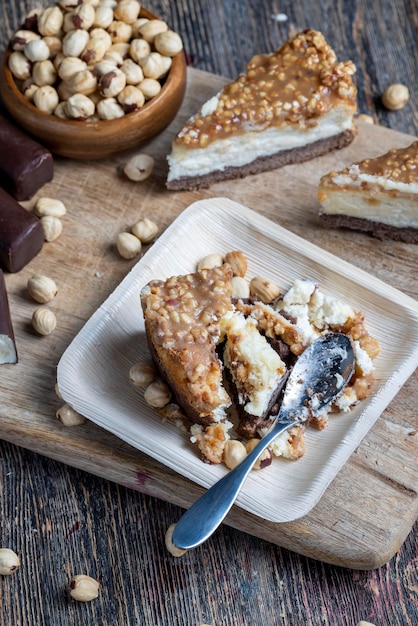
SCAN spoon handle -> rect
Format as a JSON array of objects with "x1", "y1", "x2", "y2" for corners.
[{"x1": 172, "y1": 417, "x2": 293, "y2": 550}]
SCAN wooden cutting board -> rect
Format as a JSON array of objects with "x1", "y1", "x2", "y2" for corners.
[{"x1": 1, "y1": 67, "x2": 417, "y2": 570}]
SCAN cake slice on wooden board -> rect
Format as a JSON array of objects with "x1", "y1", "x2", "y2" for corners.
[
  {"x1": 166, "y1": 29, "x2": 357, "y2": 190},
  {"x1": 318, "y1": 140, "x2": 418, "y2": 243}
]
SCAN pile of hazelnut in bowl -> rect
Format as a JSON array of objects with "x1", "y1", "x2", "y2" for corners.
[{"x1": 0, "y1": 0, "x2": 187, "y2": 159}]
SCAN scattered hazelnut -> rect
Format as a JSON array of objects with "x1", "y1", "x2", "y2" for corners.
[
  {"x1": 32, "y1": 308, "x2": 57, "y2": 335},
  {"x1": 41, "y1": 215, "x2": 63, "y2": 242},
  {"x1": 27, "y1": 274, "x2": 58, "y2": 303},
  {"x1": 116, "y1": 232, "x2": 142, "y2": 259},
  {"x1": 35, "y1": 197, "x2": 67, "y2": 218},
  {"x1": 154, "y1": 30, "x2": 183, "y2": 57},
  {"x1": 224, "y1": 250, "x2": 247, "y2": 277},
  {"x1": 356, "y1": 622, "x2": 377, "y2": 626},
  {"x1": 250, "y1": 275, "x2": 280, "y2": 303},
  {"x1": 131, "y1": 217, "x2": 158, "y2": 243},
  {"x1": 231, "y1": 276, "x2": 250, "y2": 300},
  {"x1": 356, "y1": 114, "x2": 374, "y2": 124},
  {"x1": 245, "y1": 438, "x2": 273, "y2": 469},
  {"x1": 144, "y1": 379, "x2": 171, "y2": 408},
  {"x1": 56, "y1": 403, "x2": 86, "y2": 426},
  {"x1": 165, "y1": 524, "x2": 187, "y2": 557},
  {"x1": 69, "y1": 574, "x2": 100, "y2": 602},
  {"x1": 129, "y1": 362, "x2": 156, "y2": 387},
  {"x1": 381, "y1": 83, "x2": 409, "y2": 110},
  {"x1": 0, "y1": 548, "x2": 20, "y2": 576},
  {"x1": 197, "y1": 254, "x2": 224, "y2": 271},
  {"x1": 223, "y1": 440, "x2": 247, "y2": 470},
  {"x1": 123, "y1": 154, "x2": 154, "y2": 182}
]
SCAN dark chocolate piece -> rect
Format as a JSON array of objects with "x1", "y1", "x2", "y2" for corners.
[
  {"x1": 0, "y1": 113, "x2": 53, "y2": 201},
  {"x1": 0, "y1": 269, "x2": 17, "y2": 364},
  {"x1": 0, "y1": 187, "x2": 44, "y2": 272}
]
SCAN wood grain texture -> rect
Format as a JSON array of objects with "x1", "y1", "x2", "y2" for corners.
[{"x1": 1, "y1": 1, "x2": 418, "y2": 625}]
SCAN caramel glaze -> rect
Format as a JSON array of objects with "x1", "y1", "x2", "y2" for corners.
[{"x1": 174, "y1": 29, "x2": 357, "y2": 149}]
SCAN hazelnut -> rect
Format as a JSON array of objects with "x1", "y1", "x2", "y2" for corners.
[
  {"x1": 56, "y1": 403, "x2": 86, "y2": 426},
  {"x1": 224, "y1": 250, "x2": 247, "y2": 277},
  {"x1": 33, "y1": 85, "x2": 59, "y2": 114},
  {"x1": 8, "y1": 51, "x2": 31, "y2": 80},
  {"x1": 249, "y1": 276, "x2": 280, "y2": 303},
  {"x1": 96, "y1": 96, "x2": 125, "y2": 119},
  {"x1": 131, "y1": 217, "x2": 158, "y2": 243},
  {"x1": 10, "y1": 29, "x2": 40, "y2": 51},
  {"x1": 381, "y1": 83, "x2": 409, "y2": 110},
  {"x1": 129, "y1": 362, "x2": 156, "y2": 387},
  {"x1": 116, "y1": 232, "x2": 142, "y2": 259},
  {"x1": 54, "y1": 101, "x2": 68, "y2": 119},
  {"x1": 32, "y1": 308, "x2": 57, "y2": 335},
  {"x1": 58, "y1": 56, "x2": 87, "y2": 80},
  {"x1": 66, "y1": 93, "x2": 95, "y2": 119},
  {"x1": 22, "y1": 81, "x2": 39, "y2": 101},
  {"x1": 93, "y1": 5, "x2": 114, "y2": 29},
  {"x1": 197, "y1": 254, "x2": 224, "y2": 271},
  {"x1": 80, "y1": 36, "x2": 109, "y2": 64},
  {"x1": 0, "y1": 548, "x2": 20, "y2": 575},
  {"x1": 37, "y1": 6, "x2": 64, "y2": 36},
  {"x1": 67, "y1": 69, "x2": 98, "y2": 96},
  {"x1": 129, "y1": 38, "x2": 151, "y2": 63},
  {"x1": 154, "y1": 31, "x2": 183, "y2": 57},
  {"x1": 245, "y1": 438, "x2": 273, "y2": 470},
  {"x1": 117, "y1": 85, "x2": 145, "y2": 112},
  {"x1": 43, "y1": 35, "x2": 63, "y2": 58},
  {"x1": 35, "y1": 197, "x2": 67, "y2": 218},
  {"x1": 165, "y1": 524, "x2": 187, "y2": 557},
  {"x1": 357, "y1": 113, "x2": 374, "y2": 124},
  {"x1": 32, "y1": 60, "x2": 57, "y2": 86},
  {"x1": 98, "y1": 67, "x2": 126, "y2": 97},
  {"x1": 62, "y1": 29, "x2": 90, "y2": 57},
  {"x1": 138, "y1": 19, "x2": 168, "y2": 43},
  {"x1": 114, "y1": 0, "x2": 140, "y2": 24},
  {"x1": 41, "y1": 215, "x2": 63, "y2": 242},
  {"x1": 27, "y1": 274, "x2": 58, "y2": 303},
  {"x1": 72, "y1": 3, "x2": 96, "y2": 30},
  {"x1": 108, "y1": 20, "x2": 132, "y2": 43},
  {"x1": 144, "y1": 379, "x2": 171, "y2": 408},
  {"x1": 69, "y1": 574, "x2": 100, "y2": 602},
  {"x1": 138, "y1": 77, "x2": 161, "y2": 99},
  {"x1": 223, "y1": 440, "x2": 247, "y2": 470},
  {"x1": 120, "y1": 58, "x2": 144, "y2": 84},
  {"x1": 24, "y1": 38, "x2": 50, "y2": 62},
  {"x1": 231, "y1": 276, "x2": 250, "y2": 300},
  {"x1": 139, "y1": 52, "x2": 166, "y2": 80},
  {"x1": 123, "y1": 154, "x2": 155, "y2": 182}
]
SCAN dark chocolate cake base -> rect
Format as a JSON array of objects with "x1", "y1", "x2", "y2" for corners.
[
  {"x1": 319, "y1": 212, "x2": 418, "y2": 244},
  {"x1": 166, "y1": 129, "x2": 356, "y2": 191}
]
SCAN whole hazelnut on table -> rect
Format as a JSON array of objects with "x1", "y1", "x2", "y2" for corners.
[
  {"x1": 69, "y1": 574, "x2": 100, "y2": 602},
  {"x1": 381, "y1": 83, "x2": 409, "y2": 110},
  {"x1": 27, "y1": 274, "x2": 58, "y2": 303},
  {"x1": 0, "y1": 548, "x2": 20, "y2": 575}
]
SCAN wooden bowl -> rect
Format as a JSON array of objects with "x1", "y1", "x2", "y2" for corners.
[{"x1": 0, "y1": 9, "x2": 187, "y2": 160}]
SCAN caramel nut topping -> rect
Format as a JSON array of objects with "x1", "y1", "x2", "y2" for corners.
[{"x1": 174, "y1": 29, "x2": 357, "y2": 148}]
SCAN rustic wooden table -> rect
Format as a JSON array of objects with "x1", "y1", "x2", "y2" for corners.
[{"x1": 1, "y1": 1, "x2": 417, "y2": 625}]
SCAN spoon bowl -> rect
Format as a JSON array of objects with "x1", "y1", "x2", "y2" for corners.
[{"x1": 171, "y1": 332, "x2": 355, "y2": 551}]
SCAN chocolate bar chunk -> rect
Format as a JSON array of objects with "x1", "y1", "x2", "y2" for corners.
[
  {"x1": 0, "y1": 113, "x2": 53, "y2": 201},
  {"x1": 0, "y1": 187, "x2": 44, "y2": 272},
  {"x1": 0, "y1": 270, "x2": 17, "y2": 364}
]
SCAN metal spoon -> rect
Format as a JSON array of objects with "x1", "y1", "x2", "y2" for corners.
[{"x1": 171, "y1": 332, "x2": 355, "y2": 551}]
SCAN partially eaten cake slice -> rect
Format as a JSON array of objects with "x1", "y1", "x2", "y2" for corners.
[
  {"x1": 318, "y1": 140, "x2": 418, "y2": 243},
  {"x1": 166, "y1": 29, "x2": 357, "y2": 191}
]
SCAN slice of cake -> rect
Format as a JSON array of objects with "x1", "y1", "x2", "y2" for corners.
[
  {"x1": 318, "y1": 141, "x2": 418, "y2": 243},
  {"x1": 166, "y1": 29, "x2": 357, "y2": 190}
]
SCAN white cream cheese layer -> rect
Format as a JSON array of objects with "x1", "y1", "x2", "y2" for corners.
[
  {"x1": 320, "y1": 188, "x2": 418, "y2": 228},
  {"x1": 167, "y1": 106, "x2": 353, "y2": 182}
]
